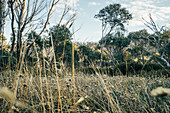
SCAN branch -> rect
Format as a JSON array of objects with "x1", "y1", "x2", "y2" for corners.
[{"x1": 39, "y1": 0, "x2": 60, "y2": 35}]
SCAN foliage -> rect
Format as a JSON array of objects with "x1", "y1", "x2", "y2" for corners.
[
  {"x1": 27, "y1": 31, "x2": 43, "y2": 49},
  {"x1": 45, "y1": 25, "x2": 80, "y2": 68},
  {"x1": 47, "y1": 25, "x2": 71, "y2": 59},
  {"x1": 78, "y1": 45, "x2": 96, "y2": 66},
  {"x1": 49, "y1": 25, "x2": 72, "y2": 46},
  {"x1": 128, "y1": 29, "x2": 149, "y2": 44},
  {"x1": 7, "y1": 0, "x2": 63, "y2": 61},
  {"x1": 1, "y1": 2, "x2": 170, "y2": 112},
  {"x1": 113, "y1": 62, "x2": 143, "y2": 75},
  {"x1": 94, "y1": 3, "x2": 132, "y2": 32},
  {"x1": 63, "y1": 41, "x2": 79, "y2": 67},
  {"x1": 113, "y1": 62, "x2": 166, "y2": 75},
  {"x1": 0, "y1": 34, "x2": 6, "y2": 45},
  {"x1": 164, "y1": 42, "x2": 170, "y2": 57},
  {"x1": 160, "y1": 30, "x2": 170, "y2": 57},
  {"x1": 149, "y1": 54, "x2": 169, "y2": 66},
  {"x1": 0, "y1": 50, "x2": 16, "y2": 71},
  {"x1": 95, "y1": 3, "x2": 132, "y2": 65},
  {"x1": 78, "y1": 45, "x2": 109, "y2": 67},
  {"x1": 100, "y1": 32, "x2": 131, "y2": 63},
  {"x1": 127, "y1": 29, "x2": 151, "y2": 64}
]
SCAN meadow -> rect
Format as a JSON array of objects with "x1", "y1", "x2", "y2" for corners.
[{"x1": 0, "y1": 62, "x2": 169, "y2": 113}]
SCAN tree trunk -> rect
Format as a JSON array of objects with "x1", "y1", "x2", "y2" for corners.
[
  {"x1": 10, "y1": 1, "x2": 16, "y2": 54},
  {"x1": 100, "y1": 20, "x2": 105, "y2": 67},
  {"x1": 0, "y1": 0, "x2": 6, "y2": 59},
  {"x1": 17, "y1": 31, "x2": 22, "y2": 62}
]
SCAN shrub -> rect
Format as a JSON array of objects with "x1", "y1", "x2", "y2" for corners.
[
  {"x1": 143, "y1": 63, "x2": 163, "y2": 71},
  {"x1": 77, "y1": 67, "x2": 114, "y2": 76},
  {"x1": 113, "y1": 62, "x2": 143, "y2": 75},
  {"x1": 0, "y1": 50, "x2": 17, "y2": 71},
  {"x1": 78, "y1": 62, "x2": 169, "y2": 77}
]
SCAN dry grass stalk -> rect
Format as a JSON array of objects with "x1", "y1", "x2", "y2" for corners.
[
  {"x1": 72, "y1": 42, "x2": 76, "y2": 112},
  {"x1": 50, "y1": 32, "x2": 63, "y2": 113}
]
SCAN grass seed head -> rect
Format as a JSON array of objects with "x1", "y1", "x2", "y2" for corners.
[
  {"x1": 151, "y1": 87, "x2": 170, "y2": 97},
  {"x1": 0, "y1": 87, "x2": 16, "y2": 104},
  {"x1": 75, "y1": 97, "x2": 85, "y2": 105}
]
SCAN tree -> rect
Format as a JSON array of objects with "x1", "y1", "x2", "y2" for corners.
[
  {"x1": 78, "y1": 45, "x2": 94, "y2": 66},
  {"x1": 94, "y1": 3, "x2": 132, "y2": 66},
  {"x1": 7, "y1": 0, "x2": 61, "y2": 61},
  {"x1": 63, "y1": 41, "x2": 79, "y2": 68},
  {"x1": 127, "y1": 29, "x2": 151, "y2": 64},
  {"x1": 28, "y1": 31, "x2": 43, "y2": 48},
  {"x1": 143, "y1": 14, "x2": 170, "y2": 67},
  {"x1": 26, "y1": 31, "x2": 43, "y2": 56},
  {"x1": 78, "y1": 45, "x2": 108, "y2": 67},
  {"x1": 0, "y1": 0, "x2": 7, "y2": 58},
  {"x1": 95, "y1": 3, "x2": 132, "y2": 34},
  {"x1": 100, "y1": 32, "x2": 130, "y2": 63},
  {"x1": 46, "y1": 25, "x2": 79, "y2": 68},
  {"x1": 162, "y1": 30, "x2": 170, "y2": 58},
  {"x1": 48, "y1": 25, "x2": 72, "y2": 60},
  {"x1": 0, "y1": 0, "x2": 6, "y2": 35}
]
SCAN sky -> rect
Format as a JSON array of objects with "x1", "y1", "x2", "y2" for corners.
[{"x1": 4, "y1": 0, "x2": 170, "y2": 43}]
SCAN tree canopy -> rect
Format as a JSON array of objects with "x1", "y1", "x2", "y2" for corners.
[{"x1": 95, "y1": 3, "x2": 132, "y2": 33}]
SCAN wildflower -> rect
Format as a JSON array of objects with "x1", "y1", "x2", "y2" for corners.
[
  {"x1": 134, "y1": 58, "x2": 138, "y2": 62},
  {"x1": 155, "y1": 53, "x2": 160, "y2": 56}
]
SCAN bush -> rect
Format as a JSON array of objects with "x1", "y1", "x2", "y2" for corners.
[
  {"x1": 143, "y1": 63, "x2": 163, "y2": 71},
  {"x1": 77, "y1": 67, "x2": 114, "y2": 76},
  {"x1": 113, "y1": 62, "x2": 169, "y2": 75},
  {"x1": 0, "y1": 50, "x2": 17, "y2": 71},
  {"x1": 113, "y1": 62, "x2": 143, "y2": 75},
  {"x1": 78, "y1": 62, "x2": 169, "y2": 77}
]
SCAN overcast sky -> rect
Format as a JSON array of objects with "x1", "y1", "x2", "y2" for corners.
[{"x1": 4, "y1": 0, "x2": 170, "y2": 43}]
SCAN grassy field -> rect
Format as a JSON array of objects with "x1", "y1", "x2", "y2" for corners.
[{"x1": 0, "y1": 65, "x2": 169, "y2": 113}]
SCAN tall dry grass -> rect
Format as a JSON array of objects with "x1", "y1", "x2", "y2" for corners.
[{"x1": 0, "y1": 63, "x2": 170, "y2": 113}]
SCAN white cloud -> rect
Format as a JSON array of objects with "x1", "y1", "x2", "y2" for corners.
[
  {"x1": 66, "y1": 0, "x2": 80, "y2": 8},
  {"x1": 55, "y1": 0, "x2": 80, "y2": 10},
  {"x1": 88, "y1": 2, "x2": 101, "y2": 6},
  {"x1": 120, "y1": 0, "x2": 170, "y2": 29},
  {"x1": 105, "y1": 1, "x2": 112, "y2": 5},
  {"x1": 54, "y1": 0, "x2": 79, "y2": 16},
  {"x1": 129, "y1": 19, "x2": 144, "y2": 27}
]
